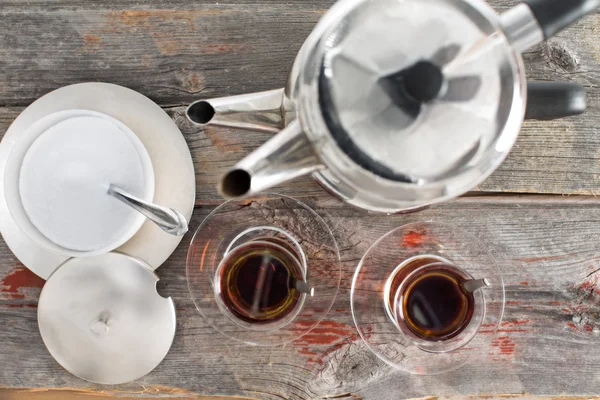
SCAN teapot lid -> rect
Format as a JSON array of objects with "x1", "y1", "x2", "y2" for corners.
[{"x1": 314, "y1": 0, "x2": 525, "y2": 184}]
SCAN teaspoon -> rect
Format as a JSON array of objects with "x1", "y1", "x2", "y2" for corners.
[{"x1": 108, "y1": 184, "x2": 188, "y2": 236}]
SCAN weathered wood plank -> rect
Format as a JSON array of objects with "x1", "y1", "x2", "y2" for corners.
[
  {"x1": 0, "y1": 388, "x2": 251, "y2": 400},
  {"x1": 2, "y1": 390, "x2": 597, "y2": 400},
  {"x1": 0, "y1": 2, "x2": 328, "y2": 107},
  {"x1": 1, "y1": 1, "x2": 600, "y2": 195},
  {"x1": 3, "y1": 196, "x2": 600, "y2": 399}
]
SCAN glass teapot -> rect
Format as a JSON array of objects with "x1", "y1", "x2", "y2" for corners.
[{"x1": 187, "y1": 0, "x2": 596, "y2": 213}]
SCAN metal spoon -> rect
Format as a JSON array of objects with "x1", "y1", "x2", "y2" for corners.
[{"x1": 108, "y1": 184, "x2": 188, "y2": 236}]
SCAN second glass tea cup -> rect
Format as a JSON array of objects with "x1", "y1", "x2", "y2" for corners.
[{"x1": 352, "y1": 222, "x2": 505, "y2": 374}]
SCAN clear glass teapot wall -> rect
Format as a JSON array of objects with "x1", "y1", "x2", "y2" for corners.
[{"x1": 187, "y1": 0, "x2": 596, "y2": 213}]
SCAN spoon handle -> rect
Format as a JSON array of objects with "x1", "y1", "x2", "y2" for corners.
[
  {"x1": 108, "y1": 185, "x2": 188, "y2": 236},
  {"x1": 463, "y1": 278, "x2": 490, "y2": 293}
]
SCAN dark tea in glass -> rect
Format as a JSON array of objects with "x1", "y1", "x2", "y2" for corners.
[
  {"x1": 399, "y1": 267, "x2": 475, "y2": 340},
  {"x1": 217, "y1": 239, "x2": 305, "y2": 324},
  {"x1": 387, "y1": 256, "x2": 480, "y2": 342}
]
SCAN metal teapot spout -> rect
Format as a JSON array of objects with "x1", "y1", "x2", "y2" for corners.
[
  {"x1": 186, "y1": 88, "x2": 286, "y2": 133},
  {"x1": 219, "y1": 120, "x2": 324, "y2": 198}
]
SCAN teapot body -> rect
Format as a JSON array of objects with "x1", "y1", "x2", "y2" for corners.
[{"x1": 278, "y1": 0, "x2": 528, "y2": 213}]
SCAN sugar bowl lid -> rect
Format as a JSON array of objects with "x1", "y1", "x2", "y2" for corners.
[
  {"x1": 37, "y1": 252, "x2": 176, "y2": 384},
  {"x1": 310, "y1": 0, "x2": 525, "y2": 187}
]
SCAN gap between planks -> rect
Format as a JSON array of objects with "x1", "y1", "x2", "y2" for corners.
[{"x1": 194, "y1": 193, "x2": 600, "y2": 207}]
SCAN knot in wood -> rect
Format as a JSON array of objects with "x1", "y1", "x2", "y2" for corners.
[{"x1": 542, "y1": 41, "x2": 579, "y2": 73}]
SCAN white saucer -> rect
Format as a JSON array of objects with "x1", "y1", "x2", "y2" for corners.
[{"x1": 0, "y1": 83, "x2": 196, "y2": 279}]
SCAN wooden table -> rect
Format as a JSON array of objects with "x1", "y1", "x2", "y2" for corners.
[{"x1": 2, "y1": 0, "x2": 600, "y2": 399}]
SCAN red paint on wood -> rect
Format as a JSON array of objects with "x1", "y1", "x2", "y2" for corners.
[
  {"x1": 204, "y1": 128, "x2": 243, "y2": 152},
  {"x1": 506, "y1": 301, "x2": 521, "y2": 305},
  {"x1": 293, "y1": 320, "x2": 356, "y2": 346},
  {"x1": 570, "y1": 276, "x2": 600, "y2": 314},
  {"x1": 503, "y1": 319, "x2": 530, "y2": 327},
  {"x1": 298, "y1": 348, "x2": 319, "y2": 359},
  {"x1": 491, "y1": 335, "x2": 517, "y2": 355},
  {"x1": 482, "y1": 319, "x2": 530, "y2": 329},
  {"x1": 520, "y1": 281, "x2": 529, "y2": 285},
  {"x1": 480, "y1": 319, "x2": 531, "y2": 334},
  {"x1": 2, "y1": 304, "x2": 37, "y2": 308},
  {"x1": 1, "y1": 266, "x2": 45, "y2": 300},
  {"x1": 578, "y1": 279, "x2": 597, "y2": 290},
  {"x1": 565, "y1": 320, "x2": 595, "y2": 333},
  {"x1": 401, "y1": 231, "x2": 426, "y2": 247},
  {"x1": 519, "y1": 255, "x2": 565, "y2": 263},
  {"x1": 292, "y1": 319, "x2": 370, "y2": 365}
]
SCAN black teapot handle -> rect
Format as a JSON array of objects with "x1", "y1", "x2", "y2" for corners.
[
  {"x1": 523, "y1": 0, "x2": 600, "y2": 39},
  {"x1": 525, "y1": 81, "x2": 587, "y2": 121}
]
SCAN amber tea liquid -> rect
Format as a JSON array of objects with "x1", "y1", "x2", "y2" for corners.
[
  {"x1": 390, "y1": 257, "x2": 475, "y2": 341},
  {"x1": 218, "y1": 240, "x2": 304, "y2": 324}
]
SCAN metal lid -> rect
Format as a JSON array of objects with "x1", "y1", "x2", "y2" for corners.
[
  {"x1": 316, "y1": 0, "x2": 524, "y2": 183},
  {"x1": 38, "y1": 252, "x2": 176, "y2": 384}
]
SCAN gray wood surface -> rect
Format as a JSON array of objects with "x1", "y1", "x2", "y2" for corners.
[
  {"x1": 0, "y1": 388, "x2": 247, "y2": 400},
  {"x1": 3, "y1": 0, "x2": 600, "y2": 399}
]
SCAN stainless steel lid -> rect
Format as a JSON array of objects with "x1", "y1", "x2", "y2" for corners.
[
  {"x1": 314, "y1": 0, "x2": 525, "y2": 184},
  {"x1": 38, "y1": 252, "x2": 176, "y2": 384}
]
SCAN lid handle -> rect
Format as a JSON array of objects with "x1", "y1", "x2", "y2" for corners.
[
  {"x1": 401, "y1": 61, "x2": 445, "y2": 103},
  {"x1": 523, "y1": 0, "x2": 600, "y2": 39}
]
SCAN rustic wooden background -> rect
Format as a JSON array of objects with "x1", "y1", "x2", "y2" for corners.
[{"x1": 3, "y1": 0, "x2": 600, "y2": 399}]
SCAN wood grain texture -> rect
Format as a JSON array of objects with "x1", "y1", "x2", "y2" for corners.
[
  {"x1": 0, "y1": 1, "x2": 600, "y2": 196},
  {"x1": 1, "y1": 391, "x2": 597, "y2": 400},
  {"x1": 0, "y1": 388, "x2": 252, "y2": 400},
  {"x1": 3, "y1": 0, "x2": 600, "y2": 399},
  {"x1": 4, "y1": 196, "x2": 600, "y2": 399}
]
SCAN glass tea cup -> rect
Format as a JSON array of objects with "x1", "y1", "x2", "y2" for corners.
[
  {"x1": 186, "y1": 194, "x2": 341, "y2": 346},
  {"x1": 214, "y1": 227, "x2": 310, "y2": 330},
  {"x1": 351, "y1": 222, "x2": 505, "y2": 374},
  {"x1": 391, "y1": 260, "x2": 487, "y2": 353}
]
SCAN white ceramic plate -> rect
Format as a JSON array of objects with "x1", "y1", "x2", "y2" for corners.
[
  {"x1": 5, "y1": 110, "x2": 155, "y2": 257},
  {"x1": 0, "y1": 83, "x2": 196, "y2": 279}
]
